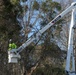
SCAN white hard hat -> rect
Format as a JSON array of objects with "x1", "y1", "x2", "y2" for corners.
[{"x1": 9, "y1": 39, "x2": 12, "y2": 42}]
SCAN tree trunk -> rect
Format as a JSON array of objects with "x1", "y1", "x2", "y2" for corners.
[{"x1": 24, "y1": 63, "x2": 38, "y2": 75}]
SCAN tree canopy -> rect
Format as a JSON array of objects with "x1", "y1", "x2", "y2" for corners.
[{"x1": 0, "y1": 0, "x2": 71, "y2": 75}]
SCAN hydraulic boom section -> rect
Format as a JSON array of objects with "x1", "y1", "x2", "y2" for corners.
[{"x1": 65, "y1": 5, "x2": 76, "y2": 75}]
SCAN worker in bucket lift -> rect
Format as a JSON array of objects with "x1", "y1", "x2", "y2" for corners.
[{"x1": 8, "y1": 39, "x2": 17, "y2": 51}]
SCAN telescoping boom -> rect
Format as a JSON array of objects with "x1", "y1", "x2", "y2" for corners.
[
  {"x1": 8, "y1": 2, "x2": 76, "y2": 75},
  {"x1": 11, "y1": 2, "x2": 76, "y2": 53}
]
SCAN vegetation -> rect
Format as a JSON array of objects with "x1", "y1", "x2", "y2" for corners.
[
  {"x1": 0, "y1": 0, "x2": 74, "y2": 75},
  {"x1": 32, "y1": 65, "x2": 65, "y2": 75}
]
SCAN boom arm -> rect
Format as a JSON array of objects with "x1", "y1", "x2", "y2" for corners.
[{"x1": 11, "y1": 2, "x2": 76, "y2": 53}]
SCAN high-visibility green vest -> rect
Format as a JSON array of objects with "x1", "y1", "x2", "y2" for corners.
[{"x1": 8, "y1": 43, "x2": 17, "y2": 50}]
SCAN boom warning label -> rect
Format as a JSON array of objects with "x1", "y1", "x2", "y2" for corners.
[{"x1": 52, "y1": 15, "x2": 61, "y2": 24}]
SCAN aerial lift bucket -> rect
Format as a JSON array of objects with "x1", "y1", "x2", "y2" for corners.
[{"x1": 8, "y1": 49, "x2": 21, "y2": 63}]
